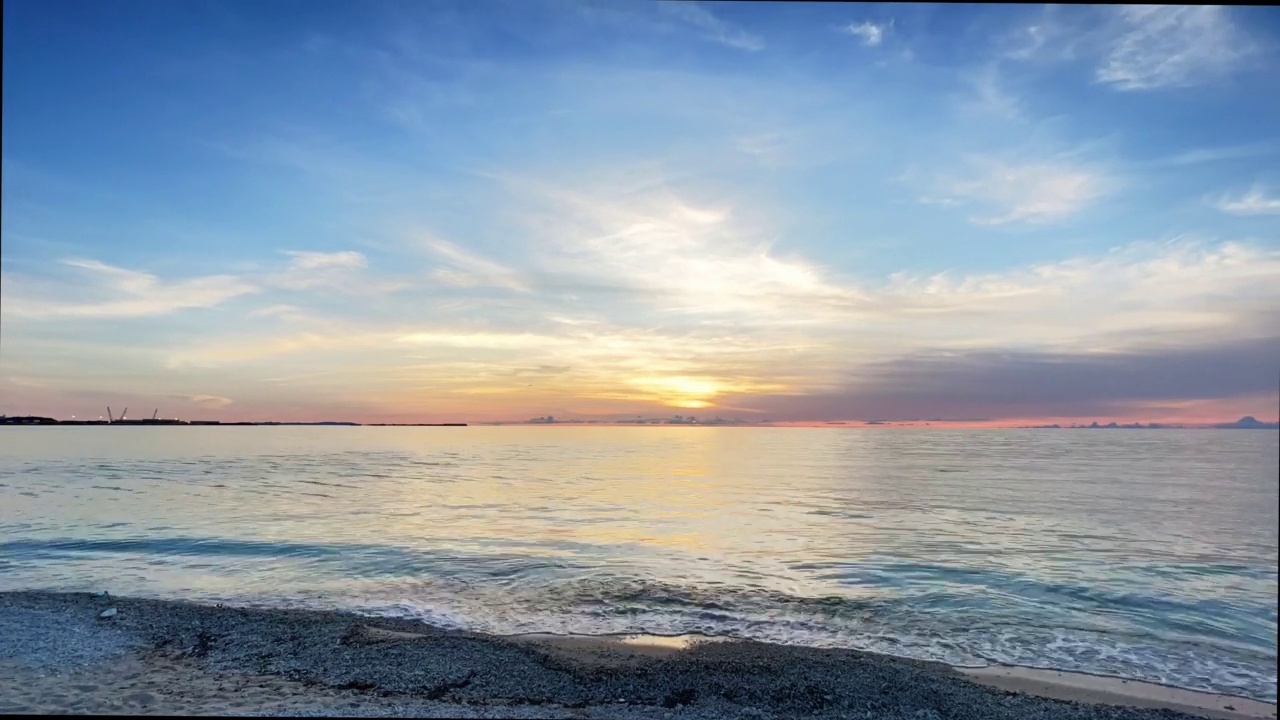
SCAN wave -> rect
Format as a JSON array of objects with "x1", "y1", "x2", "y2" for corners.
[{"x1": 2, "y1": 535, "x2": 1274, "y2": 703}]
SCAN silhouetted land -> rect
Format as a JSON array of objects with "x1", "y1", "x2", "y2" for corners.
[
  {"x1": 0, "y1": 417, "x2": 465, "y2": 427},
  {"x1": 2, "y1": 415, "x2": 1275, "y2": 429}
]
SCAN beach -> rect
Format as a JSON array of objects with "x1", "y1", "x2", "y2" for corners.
[{"x1": 1, "y1": 592, "x2": 1274, "y2": 719}]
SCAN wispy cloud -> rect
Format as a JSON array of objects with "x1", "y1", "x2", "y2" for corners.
[
  {"x1": 875, "y1": 240, "x2": 1280, "y2": 351},
  {"x1": 959, "y1": 64, "x2": 1022, "y2": 120},
  {"x1": 840, "y1": 20, "x2": 890, "y2": 48},
  {"x1": 248, "y1": 304, "x2": 306, "y2": 319},
  {"x1": 1097, "y1": 6, "x2": 1256, "y2": 91},
  {"x1": 735, "y1": 132, "x2": 786, "y2": 160},
  {"x1": 189, "y1": 394, "x2": 233, "y2": 408},
  {"x1": 284, "y1": 250, "x2": 367, "y2": 271},
  {"x1": 271, "y1": 250, "x2": 367, "y2": 290},
  {"x1": 998, "y1": 6, "x2": 1259, "y2": 93},
  {"x1": 507, "y1": 177, "x2": 859, "y2": 321},
  {"x1": 421, "y1": 236, "x2": 530, "y2": 292},
  {"x1": 1, "y1": 259, "x2": 258, "y2": 320},
  {"x1": 1214, "y1": 185, "x2": 1280, "y2": 216},
  {"x1": 1147, "y1": 141, "x2": 1280, "y2": 168},
  {"x1": 658, "y1": 3, "x2": 764, "y2": 52},
  {"x1": 928, "y1": 156, "x2": 1113, "y2": 225},
  {"x1": 267, "y1": 250, "x2": 408, "y2": 294},
  {"x1": 117, "y1": 213, "x2": 1280, "y2": 420},
  {"x1": 164, "y1": 331, "x2": 378, "y2": 369},
  {"x1": 997, "y1": 5, "x2": 1094, "y2": 64}
]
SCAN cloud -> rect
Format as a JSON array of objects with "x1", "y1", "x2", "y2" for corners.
[
  {"x1": 508, "y1": 178, "x2": 860, "y2": 321},
  {"x1": 929, "y1": 156, "x2": 1113, "y2": 225},
  {"x1": 421, "y1": 236, "x2": 530, "y2": 292},
  {"x1": 1150, "y1": 142, "x2": 1280, "y2": 167},
  {"x1": 997, "y1": 5, "x2": 1097, "y2": 65},
  {"x1": 999, "y1": 6, "x2": 1259, "y2": 93},
  {"x1": 874, "y1": 240, "x2": 1280, "y2": 350},
  {"x1": 1214, "y1": 185, "x2": 1280, "y2": 216},
  {"x1": 658, "y1": 2, "x2": 764, "y2": 51},
  {"x1": 841, "y1": 21, "x2": 889, "y2": 47},
  {"x1": 958, "y1": 65, "x2": 1023, "y2": 121},
  {"x1": 395, "y1": 331, "x2": 564, "y2": 351},
  {"x1": 150, "y1": 223, "x2": 1280, "y2": 419},
  {"x1": 1097, "y1": 6, "x2": 1257, "y2": 91},
  {"x1": 269, "y1": 250, "x2": 372, "y2": 290},
  {"x1": 189, "y1": 394, "x2": 234, "y2": 408},
  {"x1": 734, "y1": 132, "x2": 786, "y2": 160},
  {"x1": 740, "y1": 336, "x2": 1280, "y2": 422},
  {"x1": 284, "y1": 250, "x2": 367, "y2": 271},
  {"x1": 1004, "y1": 23, "x2": 1050, "y2": 61},
  {"x1": 163, "y1": 331, "x2": 379, "y2": 368},
  {"x1": 248, "y1": 304, "x2": 306, "y2": 319},
  {"x1": 0, "y1": 259, "x2": 258, "y2": 320}
]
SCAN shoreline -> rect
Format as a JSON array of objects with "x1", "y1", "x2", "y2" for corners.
[
  {"x1": 1, "y1": 591, "x2": 1274, "y2": 719},
  {"x1": 500, "y1": 631, "x2": 1276, "y2": 706},
  {"x1": 958, "y1": 666, "x2": 1275, "y2": 720}
]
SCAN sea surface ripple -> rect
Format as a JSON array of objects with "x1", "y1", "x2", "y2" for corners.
[{"x1": 1, "y1": 426, "x2": 1275, "y2": 703}]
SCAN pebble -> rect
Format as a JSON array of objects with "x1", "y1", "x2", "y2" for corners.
[
  {"x1": 124, "y1": 692, "x2": 156, "y2": 705},
  {"x1": 99, "y1": 607, "x2": 118, "y2": 619},
  {"x1": 0, "y1": 591, "x2": 1240, "y2": 720}
]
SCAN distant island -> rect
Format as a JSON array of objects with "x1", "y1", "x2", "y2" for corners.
[{"x1": 1210, "y1": 416, "x2": 1279, "y2": 429}]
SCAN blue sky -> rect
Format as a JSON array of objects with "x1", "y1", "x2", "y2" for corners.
[{"x1": 3, "y1": 1, "x2": 1278, "y2": 423}]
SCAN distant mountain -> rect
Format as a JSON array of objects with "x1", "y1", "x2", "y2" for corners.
[{"x1": 1212, "y1": 416, "x2": 1280, "y2": 430}]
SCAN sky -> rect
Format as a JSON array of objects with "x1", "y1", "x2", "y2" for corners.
[{"x1": 2, "y1": 1, "x2": 1279, "y2": 425}]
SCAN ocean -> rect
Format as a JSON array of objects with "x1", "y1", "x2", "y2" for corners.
[{"x1": 1, "y1": 426, "x2": 1275, "y2": 702}]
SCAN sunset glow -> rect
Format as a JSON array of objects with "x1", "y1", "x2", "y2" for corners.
[{"x1": 2, "y1": 2, "x2": 1277, "y2": 425}]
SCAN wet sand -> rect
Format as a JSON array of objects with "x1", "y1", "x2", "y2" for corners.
[
  {"x1": 1, "y1": 591, "x2": 1274, "y2": 719},
  {"x1": 960, "y1": 666, "x2": 1275, "y2": 720}
]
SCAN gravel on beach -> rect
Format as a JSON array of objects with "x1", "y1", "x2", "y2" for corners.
[{"x1": 0, "y1": 591, "x2": 1226, "y2": 719}]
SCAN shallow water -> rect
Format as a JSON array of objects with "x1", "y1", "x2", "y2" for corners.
[{"x1": 1, "y1": 427, "x2": 1275, "y2": 702}]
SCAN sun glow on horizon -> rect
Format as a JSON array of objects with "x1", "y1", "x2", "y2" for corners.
[{"x1": 2, "y1": 3, "x2": 1278, "y2": 424}]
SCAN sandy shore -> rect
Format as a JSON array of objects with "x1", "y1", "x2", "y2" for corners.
[
  {"x1": 0, "y1": 591, "x2": 1274, "y2": 719},
  {"x1": 960, "y1": 667, "x2": 1275, "y2": 720}
]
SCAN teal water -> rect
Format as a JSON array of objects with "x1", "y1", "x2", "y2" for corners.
[{"x1": 1, "y1": 427, "x2": 1275, "y2": 702}]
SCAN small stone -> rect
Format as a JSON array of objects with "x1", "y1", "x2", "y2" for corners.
[
  {"x1": 93, "y1": 591, "x2": 109, "y2": 598},
  {"x1": 124, "y1": 692, "x2": 155, "y2": 705},
  {"x1": 99, "y1": 607, "x2": 118, "y2": 619}
]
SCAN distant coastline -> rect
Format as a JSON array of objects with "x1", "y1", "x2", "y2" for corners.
[
  {"x1": 2, "y1": 414, "x2": 1276, "y2": 429},
  {"x1": 0, "y1": 417, "x2": 466, "y2": 427}
]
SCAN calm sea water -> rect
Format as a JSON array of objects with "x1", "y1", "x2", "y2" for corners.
[{"x1": 1, "y1": 427, "x2": 1275, "y2": 701}]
